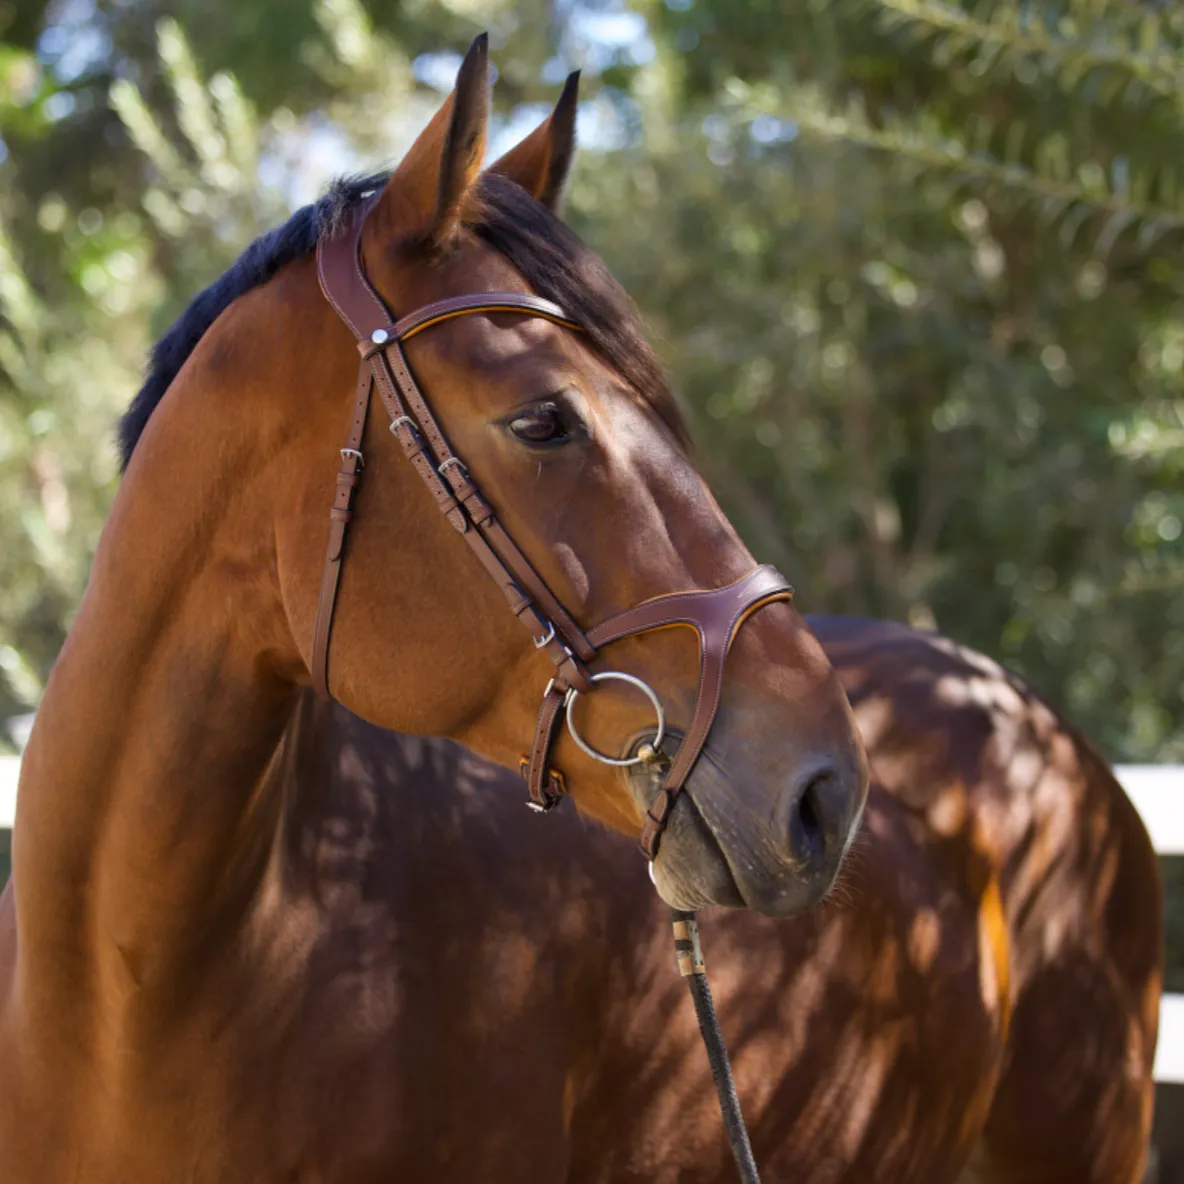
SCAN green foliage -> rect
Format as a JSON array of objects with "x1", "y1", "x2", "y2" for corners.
[
  {"x1": 629, "y1": 0, "x2": 1184, "y2": 759},
  {"x1": 0, "y1": 0, "x2": 1180, "y2": 766},
  {"x1": 0, "y1": 177, "x2": 138, "y2": 727}
]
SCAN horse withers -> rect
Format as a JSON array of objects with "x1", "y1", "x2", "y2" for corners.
[{"x1": 0, "y1": 38, "x2": 867, "y2": 1182}]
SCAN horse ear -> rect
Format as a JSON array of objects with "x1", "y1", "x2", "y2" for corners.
[
  {"x1": 371, "y1": 33, "x2": 490, "y2": 245},
  {"x1": 487, "y1": 71, "x2": 579, "y2": 211}
]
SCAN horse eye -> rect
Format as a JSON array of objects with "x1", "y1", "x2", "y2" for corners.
[{"x1": 509, "y1": 404, "x2": 570, "y2": 445}]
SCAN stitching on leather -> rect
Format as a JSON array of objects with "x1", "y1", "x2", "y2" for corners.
[
  {"x1": 663, "y1": 594, "x2": 779, "y2": 789},
  {"x1": 663, "y1": 644, "x2": 712, "y2": 789},
  {"x1": 393, "y1": 292, "x2": 573, "y2": 339},
  {"x1": 589, "y1": 610, "x2": 701, "y2": 648},
  {"x1": 316, "y1": 242, "x2": 353, "y2": 331},
  {"x1": 656, "y1": 587, "x2": 788, "y2": 791},
  {"x1": 528, "y1": 691, "x2": 565, "y2": 799},
  {"x1": 317, "y1": 203, "x2": 384, "y2": 337},
  {"x1": 348, "y1": 209, "x2": 390, "y2": 329},
  {"x1": 586, "y1": 575, "x2": 751, "y2": 637},
  {"x1": 587, "y1": 568, "x2": 790, "y2": 643}
]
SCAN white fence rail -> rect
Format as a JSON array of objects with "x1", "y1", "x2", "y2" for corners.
[
  {"x1": 1, "y1": 756, "x2": 1181, "y2": 1079},
  {"x1": 0, "y1": 758, "x2": 14, "y2": 830}
]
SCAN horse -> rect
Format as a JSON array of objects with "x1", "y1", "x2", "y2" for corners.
[
  {"x1": 0, "y1": 36, "x2": 1159, "y2": 1182},
  {"x1": 0, "y1": 38, "x2": 872, "y2": 1181},
  {"x1": 188, "y1": 613, "x2": 1157, "y2": 1184}
]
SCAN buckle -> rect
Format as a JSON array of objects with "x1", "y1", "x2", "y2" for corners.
[{"x1": 519, "y1": 759, "x2": 566, "y2": 813}]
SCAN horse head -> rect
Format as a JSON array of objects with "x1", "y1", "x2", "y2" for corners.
[{"x1": 216, "y1": 37, "x2": 868, "y2": 916}]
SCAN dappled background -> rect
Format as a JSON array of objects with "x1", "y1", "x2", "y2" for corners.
[{"x1": 1, "y1": 0, "x2": 1181, "y2": 766}]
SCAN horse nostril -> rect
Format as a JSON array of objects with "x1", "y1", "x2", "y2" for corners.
[
  {"x1": 799, "y1": 777, "x2": 823, "y2": 838},
  {"x1": 783, "y1": 767, "x2": 837, "y2": 869}
]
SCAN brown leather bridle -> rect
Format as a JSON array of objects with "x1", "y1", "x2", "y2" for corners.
[{"x1": 312, "y1": 199, "x2": 794, "y2": 859}]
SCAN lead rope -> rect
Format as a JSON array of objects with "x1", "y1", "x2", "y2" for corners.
[{"x1": 670, "y1": 910, "x2": 762, "y2": 1183}]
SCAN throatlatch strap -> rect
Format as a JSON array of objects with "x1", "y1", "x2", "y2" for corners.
[{"x1": 311, "y1": 360, "x2": 372, "y2": 699}]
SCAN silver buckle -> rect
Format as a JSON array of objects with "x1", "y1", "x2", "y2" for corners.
[
  {"x1": 340, "y1": 448, "x2": 364, "y2": 468},
  {"x1": 438, "y1": 456, "x2": 467, "y2": 478},
  {"x1": 533, "y1": 621, "x2": 557, "y2": 650}
]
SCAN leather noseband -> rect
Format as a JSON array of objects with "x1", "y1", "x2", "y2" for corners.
[{"x1": 313, "y1": 199, "x2": 793, "y2": 859}]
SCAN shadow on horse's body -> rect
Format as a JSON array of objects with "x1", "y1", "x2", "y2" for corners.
[
  {"x1": 159, "y1": 616, "x2": 1147, "y2": 1184},
  {"x1": 0, "y1": 625, "x2": 1157, "y2": 1183}
]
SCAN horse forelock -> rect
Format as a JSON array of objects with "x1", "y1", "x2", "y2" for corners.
[{"x1": 119, "y1": 169, "x2": 688, "y2": 470}]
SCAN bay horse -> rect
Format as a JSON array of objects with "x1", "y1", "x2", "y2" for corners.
[
  {"x1": 0, "y1": 36, "x2": 1158, "y2": 1183},
  {"x1": 0, "y1": 38, "x2": 871, "y2": 1182},
  {"x1": 262, "y1": 620, "x2": 1157, "y2": 1183}
]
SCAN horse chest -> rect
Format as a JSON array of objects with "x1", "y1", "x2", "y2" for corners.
[{"x1": 218, "y1": 890, "x2": 581, "y2": 1182}]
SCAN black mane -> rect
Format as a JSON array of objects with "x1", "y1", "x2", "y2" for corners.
[
  {"x1": 118, "y1": 173, "x2": 384, "y2": 469},
  {"x1": 119, "y1": 172, "x2": 683, "y2": 469}
]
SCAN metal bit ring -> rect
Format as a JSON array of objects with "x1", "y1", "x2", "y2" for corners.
[{"x1": 564, "y1": 671, "x2": 665, "y2": 767}]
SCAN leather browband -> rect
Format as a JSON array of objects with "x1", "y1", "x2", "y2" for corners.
[{"x1": 312, "y1": 198, "x2": 794, "y2": 859}]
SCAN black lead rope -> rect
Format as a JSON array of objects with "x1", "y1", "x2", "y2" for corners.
[{"x1": 670, "y1": 909, "x2": 762, "y2": 1183}]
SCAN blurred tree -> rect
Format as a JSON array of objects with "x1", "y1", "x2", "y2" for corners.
[{"x1": 590, "y1": 0, "x2": 1184, "y2": 760}]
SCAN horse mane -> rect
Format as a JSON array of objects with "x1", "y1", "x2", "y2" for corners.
[{"x1": 119, "y1": 171, "x2": 685, "y2": 469}]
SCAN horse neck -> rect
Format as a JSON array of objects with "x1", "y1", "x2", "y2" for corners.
[{"x1": 12, "y1": 390, "x2": 302, "y2": 1022}]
